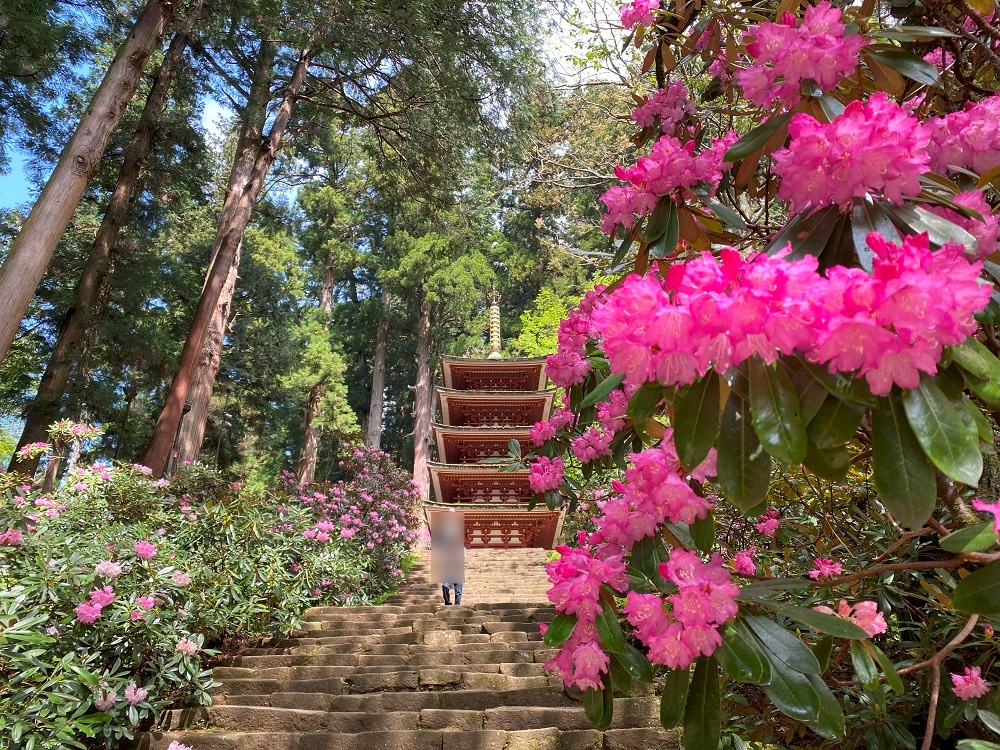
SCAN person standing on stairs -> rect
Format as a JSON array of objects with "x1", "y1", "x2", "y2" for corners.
[{"x1": 431, "y1": 509, "x2": 465, "y2": 605}]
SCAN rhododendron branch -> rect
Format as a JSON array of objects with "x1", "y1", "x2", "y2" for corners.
[
  {"x1": 801, "y1": 552, "x2": 1000, "y2": 588},
  {"x1": 919, "y1": 614, "x2": 980, "y2": 750},
  {"x1": 870, "y1": 526, "x2": 933, "y2": 564}
]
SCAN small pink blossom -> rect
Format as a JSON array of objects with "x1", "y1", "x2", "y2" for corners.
[
  {"x1": 731, "y1": 547, "x2": 757, "y2": 576},
  {"x1": 95, "y1": 560, "x2": 122, "y2": 578},
  {"x1": 0, "y1": 529, "x2": 23, "y2": 546},
  {"x1": 755, "y1": 509, "x2": 780, "y2": 536},
  {"x1": 972, "y1": 497, "x2": 1000, "y2": 533},
  {"x1": 136, "y1": 595, "x2": 156, "y2": 610},
  {"x1": 619, "y1": 0, "x2": 658, "y2": 29},
  {"x1": 631, "y1": 82, "x2": 695, "y2": 131},
  {"x1": 528, "y1": 456, "x2": 565, "y2": 494},
  {"x1": 93, "y1": 691, "x2": 117, "y2": 711},
  {"x1": 813, "y1": 599, "x2": 887, "y2": 637},
  {"x1": 171, "y1": 571, "x2": 192, "y2": 587},
  {"x1": 167, "y1": 743, "x2": 194, "y2": 750},
  {"x1": 175, "y1": 637, "x2": 198, "y2": 656},
  {"x1": 809, "y1": 558, "x2": 843, "y2": 580},
  {"x1": 124, "y1": 682, "x2": 149, "y2": 705},
  {"x1": 89, "y1": 586, "x2": 115, "y2": 608},
  {"x1": 951, "y1": 666, "x2": 991, "y2": 700},
  {"x1": 75, "y1": 601, "x2": 103, "y2": 624},
  {"x1": 133, "y1": 540, "x2": 156, "y2": 560}
]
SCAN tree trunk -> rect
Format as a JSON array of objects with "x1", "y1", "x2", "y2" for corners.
[
  {"x1": 297, "y1": 251, "x2": 336, "y2": 484},
  {"x1": 412, "y1": 297, "x2": 433, "y2": 503},
  {"x1": 0, "y1": 0, "x2": 175, "y2": 365},
  {"x1": 175, "y1": 251, "x2": 239, "y2": 465},
  {"x1": 172, "y1": 39, "x2": 276, "y2": 466},
  {"x1": 7, "y1": 3, "x2": 202, "y2": 474},
  {"x1": 365, "y1": 288, "x2": 391, "y2": 450},
  {"x1": 143, "y1": 38, "x2": 316, "y2": 476}
]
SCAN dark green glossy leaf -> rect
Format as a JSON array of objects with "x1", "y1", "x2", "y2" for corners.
[
  {"x1": 736, "y1": 577, "x2": 812, "y2": 600},
  {"x1": 644, "y1": 196, "x2": 674, "y2": 243},
  {"x1": 689, "y1": 511, "x2": 715, "y2": 554},
  {"x1": 950, "y1": 338, "x2": 1000, "y2": 408},
  {"x1": 717, "y1": 391, "x2": 772, "y2": 513},
  {"x1": 780, "y1": 605, "x2": 869, "y2": 639},
  {"x1": 817, "y1": 94, "x2": 845, "y2": 120},
  {"x1": 682, "y1": 655, "x2": 721, "y2": 750},
  {"x1": 807, "y1": 396, "x2": 864, "y2": 449},
  {"x1": 543, "y1": 613, "x2": 577, "y2": 647},
  {"x1": 725, "y1": 111, "x2": 793, "y2": 161},
  {"x1": 702, "y1": 196, "x2": 747, "y2": 232},
  {"x1": 674, "y1": 373, "x2": 720, "y2": 470},
  {"x1": 872, "y1": 392, "x2": 937, "y2": 529},
  {"x1": 579, "y1": 372, "x2": 625, "y2": 411},
  {"x1": 812, "y1": 635, "x2": 834, "y2": 674},
  {"x1": 868, "y1": 48, "x2": 940, "y2": 85},
  {"x1": 804, "y1": 439, "x2": 851, "y2": 481},
  {"x1": 618, "y1": 642, "x2": 654, "y2": 682},
  {"x1": 749, "y1": 358, "x2": 807, "y2": 465},
  {"x1": 869, "y1": 642, "x2": 904, "y2": 694},
  {"x1": 957, "y1": 741, "x2": 1000, "y2": 750},
  {"x1": 786, "y1": 358, "x2": 829, "y2": 425},
  {"x1": 940, "y1": 522, "x2": 999, "y2": 553},
  {"x1": 649, "y1": 200, "x2": 680, "y2": 258},
  {"x1": 716, "y1": 621, "x2": 770, "y2": 684},
  {"x1": 849, "y1": 639, "x2": 879, "y2": 689},
  {"x1": 804, "y1": 672, "x2": 846, "y2": 740},
  {"x1": 628, "y1": 382, "x2": 666, "y2": 426},
  {"x1": 851, "y1": 198, "x2": 900, "y2": 272},
  {"x1": 630, "y1": 534, "x2": 670, "y2": 582},
  {"x1": 882, "y1": 201, "x2": 978, "y2": 249},
  {"x1": 745, "y1": 615, "x2": 821, "y2": 675},
  {"x1": 977, "y1": 709, "x2": 1000, "y2": 736},
  {"x1": 761, "y1": 658, "x2": 822, "y2": 723},
  {"x1": 583, "y1": 684, "x2": 613, "y2": 729},
  {"x1": 797, "y1": 358, "x2": 877, "y2": 407},
  {"x1": 954, "y1": 561, "x2": 1000, "y2": 615},
  {"x1": 903, "y1": 375, "x2": 982, "y2": 486},
  {"x1": 660, "y1": 667, "x2": 690, "y2": 729},
  {"x1": 609, "y1": 654, "x2": 632, "y2": 695},
  {"x1": 766, "y1": 205, "x2": 842, "y2": 260},
  {"x1": 596, "y1": 598, "x2": 625, "y2": 654}
]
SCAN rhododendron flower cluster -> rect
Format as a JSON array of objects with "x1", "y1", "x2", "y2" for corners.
[
  {"x1": 755, "y1": 509, "x2": 780, "y2": 536},
  {"x1": 545, "y1": 286, "x2": 605, "y2": 388},
  {"x1": 624, "y1": 551, "x2": 739, "y2": 669},
  {"x1": 95, "y1": 560, "x2": 122, "y2": 578},
  {"x1": 596, "y1": 388, "x2": 629, "y2": 435},
  {"x1": 732, "y1": 546, "x2": 757, "y2": 575},
  {"x1": 0, "y1": 528, "x2": 23, "y2": 546},
  {"x1": 619, "y1": 0, "x2": 658, "y2": 30},
  {"x1": 772, "y1": 93, "x2": 930, "y2": 213},
  {"x1": 951, "y1": 666, "x2": 992, "y2": 700},
  {"x1": 528, "y1": 455, "x2": 565, "y2": 493},
  {"x1": 600, "y1": 132, "x2": 738, "y2": 234},
  {"x1": 124, "y1": 682, "x2": 149, "y2": 705},
  {"x1": 926, "y1": 190, "x2": 999, "y2": 259},
  {"x1": 544, "y1": 544, "x2": 627, "y2": 690},
  {"x1": 571, "y1": 427, "x2": 613, "y2": 464},
  {"x1": 813, "y1": 599, "x2": 888, "y2": 637},
  {"x1": 631, "y1": 82, "x2": 695, "y2": 131},
  {"x1": 134, "y1": 540, "x2": 157, "y2": 560},
  {"x1": 735, "y1": 1, "x2": 865, "y2": 109},
  {"x1": 809, "y1": 557, "x2": 843, "y2": 580},
  {"x1": 591, "y1": 431, "x2": 715, "y2": 552},
  {"x1": 171, "y1": 570, "x2": 192, "y2": 587},
  {"x1": 927, "y1": 94, "x2": 1000, "y2": 175},
  {"x1": 175, "y1": 637, "x2": 198, "y2": 656},
  {"x1": 16, "y1": 441, "x2": 48, "y2": 459},
  {"x1": 590, "y1": 234, "x2": 991, "y2": 396},
  {"x1": 75, "y1": 586, "x2": 115, "y2": 624}
]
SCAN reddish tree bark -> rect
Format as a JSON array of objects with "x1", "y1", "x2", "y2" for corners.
[
  {"x1": 0, "y1": 0, "x2": 176, "y2": 366},
  {"x1": 144, "y1": 39, "x2": 316, "y2": 475},
  {"x1": 297, "y1": 251, "x2": 336, "y2": 484},
  {"x1": 412, "y1": 296, "x2": 433, "y2": 503},
  {"x1": 8, "y1": 1, "x2": 203, "y2": 474},
  {"x1": 365, "y1": 288, "x2": 391, "y2": 450}
]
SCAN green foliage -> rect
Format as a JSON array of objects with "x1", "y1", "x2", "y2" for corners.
[{"x1": 0, "y1": 447, "x2": 419, "y2": 749}]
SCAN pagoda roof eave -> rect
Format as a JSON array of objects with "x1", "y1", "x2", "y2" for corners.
[
  {"x1": 436, "y1": 387, "x2": 556, "y2": 398},
  {"x1": 439, "y1": 354, "x2": 548, "y2": 364},
  {"x1": 432, "y1": 423, "x2": 532, "y2": 434}
]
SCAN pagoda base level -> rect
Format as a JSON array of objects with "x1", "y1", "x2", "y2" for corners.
[{"x1": 427, "y1": 507, "x2": 563, "y2": 549}]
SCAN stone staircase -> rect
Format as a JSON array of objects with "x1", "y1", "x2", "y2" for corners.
[{"x1": 138, "y1": 548, "x2": 676, "y2": 750}]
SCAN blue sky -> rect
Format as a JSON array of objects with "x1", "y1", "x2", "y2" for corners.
[{"x1": 0, "y1": 149, "x2": 41, "y2": 210}]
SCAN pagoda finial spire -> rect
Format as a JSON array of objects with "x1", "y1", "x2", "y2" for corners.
[{"x1": 487, "y1": 289, "x2": 502, "y2": 359}]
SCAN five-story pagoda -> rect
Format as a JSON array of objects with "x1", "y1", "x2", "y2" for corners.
[{"x1": 424, "y1": 295, "x2": 565, "y2": 548}]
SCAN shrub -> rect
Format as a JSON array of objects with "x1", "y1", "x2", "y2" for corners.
[{"x1": 0, "y1": 445, "x2": 419, "y2": 749}]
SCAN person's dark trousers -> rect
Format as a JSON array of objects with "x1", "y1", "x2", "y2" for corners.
[{"x1": 442, "y1": 583, "x2": 463, "y2": 605}]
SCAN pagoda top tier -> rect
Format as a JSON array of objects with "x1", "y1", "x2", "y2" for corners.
[
  {"x1": 439, "y1": 355, "x2": 548, "y2": 392},
  {"x1": 437, "y1": 387, "x2": 555, "y2": 428}
]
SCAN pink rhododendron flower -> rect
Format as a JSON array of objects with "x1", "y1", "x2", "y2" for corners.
[
  {"x1": 631, "y1": 82, "x2": 695, "y2": 131},
  {"x1": 813, "y1": 599, "x2": 887, "y2": 637},
  {"x1": 619, "y1": 0, "x2": 658, "y2": 29},
  {"x1": 951, "y1": 666, "x2": 991, "y2": 700},
  {"x1": 925, "y1": 190, "x2": 998, "y2": 259},
  {"x1": 773, "y1": 93, "x2": 930, "y2": 213},
  {"x1": 176, "y1": 637, "x2": 198, "y2": 656},
  {"x1": 124, "y1": 682, "x2": 149, "y2": 705},
  {"x1": 530, "y1": 419, "x2": 557, "y2": 446},
  {"x1": 928, "y1": 95, "x2": 1000, "y2": 175},
  {"x1": 809, "y1": 558, "x2": 843, "y2": 580},
  {"x1": 755, "y1": 509, "x2": 780, "y2": 536},
  {"x1": 167, "y1": 743, "x2": 194, "y2": 750},
  {"x1": 0, "y1": 529, "x2": 23, "y2": 546},
  {"x1": 171, "y1": 571, "x2": 192, "y2": 587},
  {"x1": 93, "y1": 690, "x2": 117, "y2": 711},
  {"x1": 571, "y1": 427, "x2": 613, "y2": 464},
  {"x1": 95, "y1": 560, "x2": 122, "y2": 578},
  {"x1": 528, "y1": 456, "x2": 565, "y2": 494},
  {"x1": 135, "y1": 595, "x2": 155, "y2": 610},
  {"x1": 972, "y1": 497, "x2": 1000, "y2": 533},
  {"x1": 597, "y1": 388, "x2": 629, "y2": 435},
  {"x1": 75, "y1": 601, "x2": 103, "y2": 624},
  {"x1": 732, "y1": 547, "x2": 757, "y2": 576},
  {"x1": 89, "y1": 586, "x2": 115, "y2": 608},
  {"x1": 736, "y1": 1, "x2": 865, "y2": 109},
  {"x1": 133, "y1": 540, "x2": 156, "y2": 559}
]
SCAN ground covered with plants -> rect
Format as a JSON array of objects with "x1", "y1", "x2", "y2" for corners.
[{"x1": 0, "y1": 443, "x2": 419, "y2": 749}]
